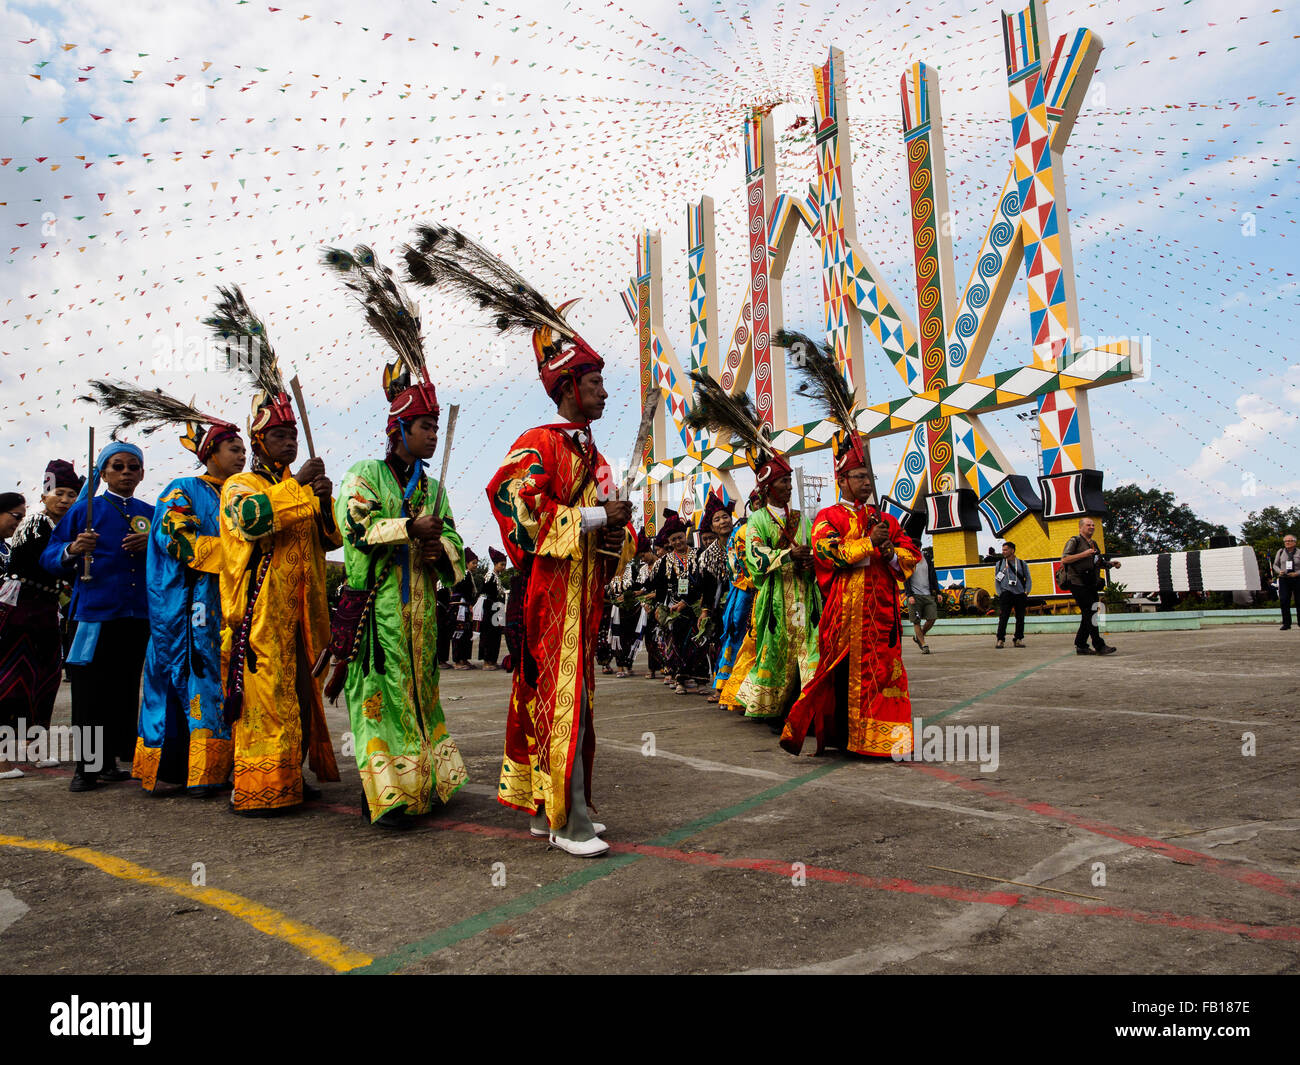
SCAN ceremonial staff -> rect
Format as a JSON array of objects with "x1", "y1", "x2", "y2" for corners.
[
  {"x1": 81, "y1": 426, "x2": 94, "y2": 582},
  {"x1": 289, "y1": 375, "x2": 317, "y2": 459},
  {"x1": 431, "y1": 403, "x2": 459, "y2": 517}
]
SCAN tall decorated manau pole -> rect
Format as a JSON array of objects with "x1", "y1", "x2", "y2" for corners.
[{"x1": 624, "y1": 0, "x2": 1140, "y2": 600}]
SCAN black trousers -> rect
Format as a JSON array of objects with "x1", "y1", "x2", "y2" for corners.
[
  {"x1": 614, "y1": 608, "x2": 640, "y2": 670},
  {"x1": 1281, "y1": 576, "x2": 1296, "y2": 627},
  {"x1": 997, "y1": 593, "x2": 1027, "y2": 641},
  {"x1": 479, "y1": 617, "x2": 503, "y2": 663},
  {"x1": 436, "y1": 603, "x2": 452, "y2": 664},
  {"x1": 643, "y1": 617, "x2": 661, "y2": 672},
  {"x1": 452, "y1": 618, "x2": 474, "y2": 662},
  {"x1": 68, "y1": 616, "x2": 149, "y2": 776},
  {"x1": 1068, "y1": 584, "x2": 1106, "y2": 649}
]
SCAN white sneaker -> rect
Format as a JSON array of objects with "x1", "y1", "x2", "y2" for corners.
[
  {"x1": 0, "y1": 768, "x2": 25, "y2": 780},
  {"x1": 548, "y1": 832, "x2": 610, "y2": 858},
  {"x1": 531, "y1": 821, "x2": 606, "y2": 838},
  {"x1": 33, "y1": 759, "x2": 59, "y2": 768}
]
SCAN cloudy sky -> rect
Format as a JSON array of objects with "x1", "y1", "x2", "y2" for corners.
[{"x1": 3, "y1": 0, "x2": 1295, "y2": 553}]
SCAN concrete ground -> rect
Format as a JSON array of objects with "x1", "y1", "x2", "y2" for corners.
[{"x1": 1, "y1": 626, "x2": 1297, "y2": 975}]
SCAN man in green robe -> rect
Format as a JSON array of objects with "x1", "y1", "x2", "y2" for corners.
[
  {"x1": 737, "y1": 469, "x2": 821, "y2": 722},
  {"x1": 332, "y1": 364, "x2": 468, "y2": 827}
]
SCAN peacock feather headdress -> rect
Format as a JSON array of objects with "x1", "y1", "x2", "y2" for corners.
[
  {"x1": 79, "y1": 380, "x2": 238, "y2": 463},
  {"x1": 775, "y1": 328, "x2": 875, "y2": 486},
  {"x1": 683, "y1": 370, "x2": 792, "y2": 491},
  {"x1": 320, "y1": 244, "x2": 439, "y2": 433},
  {"x1": 202, "y1": 284, "x2": 294, "y2": 436},
  {"x1": 401, "y1": 222, "x2": 603, "y2": 400}
]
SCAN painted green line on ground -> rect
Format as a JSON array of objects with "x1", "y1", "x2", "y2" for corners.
[
  {"x1": 921, "y1": 652, "x2": 1073, "y2": 726},
  {"x1": 357, "y1": 657, "x2": 1065, "y2": 975},
  {"x1": 352, "y1": 854, "x2": 642, "y2": 976},
  {"x1": 354, "y1": 763, "x2": 843, "y2": 975},
  {"x1": 647, "y1": 762, "x2": 844, "y2": 847}
]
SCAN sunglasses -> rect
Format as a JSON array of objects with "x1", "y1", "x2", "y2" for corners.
[{"x1": 106, "y1": 462, "x2": 143, "y2": 472}]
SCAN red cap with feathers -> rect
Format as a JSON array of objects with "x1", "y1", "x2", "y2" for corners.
[
  {"x1": 834, "y1": 432, "x2": 869, "y2": 478},
  {"x1": 383, "y1": 361, "x2": 439, "y2": 438}
]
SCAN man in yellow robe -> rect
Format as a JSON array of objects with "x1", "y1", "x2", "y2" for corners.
[{"x1": 219, "y1": 387, "x2": 341, "y2": 814}]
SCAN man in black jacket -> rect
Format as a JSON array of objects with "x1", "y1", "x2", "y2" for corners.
[{"x1": 1060, "y1": 517, "x2": 1121, "y2": 655}]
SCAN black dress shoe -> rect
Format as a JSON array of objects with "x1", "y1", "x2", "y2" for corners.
[
  {"x1": 1096, "y1": 645, "x2": 1118, "y2": 655},
  {"x1": 1076, "y1": 646, "x2": 1095, "y2": 655},
  {"x1": 301, "y1": 782, "x2": 322, "y2": 801},
  {"x1": 99, "y1": 767, "x2": 131, "y2": 783},
  {"x1": 373, "y1": 810, "x2": 412, "y2": 830},
  {"x1": 68, "y1": 774, "x2": 99, "y2": 793}
]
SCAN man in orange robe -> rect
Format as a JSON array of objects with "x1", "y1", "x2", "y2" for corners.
[{"x1": 781, "y1": 436, "x2": 921, "y2": 758}]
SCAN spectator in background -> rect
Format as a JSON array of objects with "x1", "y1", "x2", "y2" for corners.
[
  {"x1": 0, "y1": 464, "x2": 81, "y2": 777},
  {"x1": 0, "y1": 491, "x2": 29, "y2": 779},
  {"x1": 994, "y1": 540, "x2": 1031, "y2": 648},
  {"x1": 478, "y1": 547, "x2": 508, "y2": 669},
  {"x1": 1060, "y1": 516, "x2": 1121, "y2": 656},
  {"x1": 450, "y1": 547, "x2": 481, "y2": 669},
  {"x1": 1274, "y1": 533, "x2": 1299, "y2": 630},
  {"x1": 905, "y1": 545, "x2": 939, "y2": 655},
  {"x1": 436, "y1": 584, "x2": 453, "y2": 668}
]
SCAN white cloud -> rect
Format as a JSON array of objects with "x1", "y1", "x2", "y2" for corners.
[{"x1": 1188, "y1": 366, "x2": 1300, "y2": 481}]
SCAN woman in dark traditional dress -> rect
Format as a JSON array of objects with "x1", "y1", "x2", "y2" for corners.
[
  {"x1": 651, "y1": 510, "x2": 717, "y2": 695},
  {"x1": 0, "y1": 463, "x2": 81, "y2": 778}
]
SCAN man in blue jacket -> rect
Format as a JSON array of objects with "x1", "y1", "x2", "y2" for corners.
[{"x1": 43, "y1": 441, "x2": 153, "y2": 791}]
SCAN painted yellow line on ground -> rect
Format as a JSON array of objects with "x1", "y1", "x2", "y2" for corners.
[{"x1": 0, "y1": 834, "x2": 372, "y2": 972}]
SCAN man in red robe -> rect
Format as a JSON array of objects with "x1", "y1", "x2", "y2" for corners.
[
  {"x1": 487, "y1": 315, "x2": 634, "y2": 858},
  {"x1": 781, "y1": 435, "x2": 921, "y2": 758}
]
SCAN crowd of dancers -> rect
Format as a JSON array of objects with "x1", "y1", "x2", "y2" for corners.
[{"x1": 0, "y1": 225, "x2": 923, "y2": 859}]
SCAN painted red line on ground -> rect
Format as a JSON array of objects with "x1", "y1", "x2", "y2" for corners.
[
  {"x1": 902, "y1": 762, "x2": 1300, "y2": 899},
  {"x1": 315, "y1": 801, "x2": 1300, "y2": 943},
  {"x1": 601, "y1": 842, "x2": 1300, "y2": 943},
  {"x1": 23, "y1": 774, "x2": 1295, "y2": 940}
]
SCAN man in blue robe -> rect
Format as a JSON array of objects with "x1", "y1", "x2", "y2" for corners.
[{"x1": 134, "y1": 420, "x2": 246, "y2": 796}]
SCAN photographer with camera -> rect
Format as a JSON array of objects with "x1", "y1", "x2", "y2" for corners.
[{"x1": 1061, "y1": 516, "x2": 1121, "y2": 656}]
